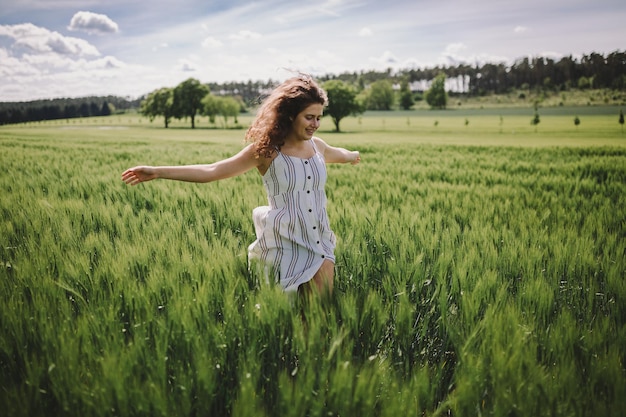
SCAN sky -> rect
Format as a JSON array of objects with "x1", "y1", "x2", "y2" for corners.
[{"x1": 0, "y1": 0, "x2": 624, "y2": 102}]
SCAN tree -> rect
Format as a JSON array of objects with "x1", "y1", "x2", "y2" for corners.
[
  {"x1": 89, "y1": 102, "x2": 100, "y2": 117},
  {"x1": 574, "y1": 115, "x2": 580, "y2": 129},
  {"x1": 620, "y1": 109, "x2": 624, "y2": 134},
  {"x1": 173, "y1": 78, "x2": 209, "y2": 128},
  {"x1": 425, "y1": 73, "x2": 447, "y2": 109},
  {"x1": 140, "y1": 88, "x2": 174, "y2": 128},
  {"x1": 201, "y1": 95, "x2": 242, "y2": 127},
  {"x1": 322, "y1": 80, "x2": 363, "y2": 132},
  {"x1": 367, "y1": 80, "x2": 395, "y2": 110},
  {"x1": 399, "y1": 80, "x2": 414, "y2": 110},
  {"x1": 101, "y1": 101, "x2": 112, "y2": 116},
  {"x1": 531, "y1": 111, "x2": 540, "y2": 132},
  {"x1": 218, "y1": 96, "x2": 240, "y2": 127},
  {"x1": 201, "y1": 94, "x2": 219, "y2": 124},
  {"x1": 577, "y1": 76, "x2": 591, "y2": 90},
  {"x1": 79, "y1": 102, "x2": 90, "y2": 117}
]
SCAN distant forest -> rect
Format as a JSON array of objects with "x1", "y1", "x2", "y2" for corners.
[
  {"x1": 1, "y1": 50, "x2": 624, "y2": 126},
  {"x1": 0, "y1": 96, "x2": 142, "y2": 126}
]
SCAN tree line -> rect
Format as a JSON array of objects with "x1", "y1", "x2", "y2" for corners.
[
  {"x1": 137, "y1": 74, "x2": 448, "y2": 132},
  {"x1": 319, "y1": 50, "x2": 626, "y2": 95},
  {"x1": 0, "y1": 96, "x2": 141, "y2": 126},
  {"x1": 140, "y1": 78, "x2": 245, "y2": 129},
  {"x1": 1, "y1": 50, "x2": 623, "y2": 126},
  {"x1": 139, "y1": 77, "x2": 367, "y2": 132}
]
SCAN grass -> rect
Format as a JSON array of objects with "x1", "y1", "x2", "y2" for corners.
[{"x1": 1, "y1": 109, "x2": 625, "y2": 416}]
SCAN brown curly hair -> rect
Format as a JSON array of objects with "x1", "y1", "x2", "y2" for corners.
[{"x1": 245, "y1": 74, "x2": 328, "y2": 158}]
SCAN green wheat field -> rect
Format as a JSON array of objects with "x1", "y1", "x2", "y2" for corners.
[{"x1": 1, "y1": 108, "x2": 625, "y2": 416}]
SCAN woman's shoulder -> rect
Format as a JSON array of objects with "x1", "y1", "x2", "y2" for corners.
[
  {"x1": 244, "y1": 142, "x2": 278, "y2": 175},
  {"x1": 311, "y1": 136, "x2": 328, "y2": 151}
]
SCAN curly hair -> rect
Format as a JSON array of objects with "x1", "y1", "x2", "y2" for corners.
[{"x1": 245, "y1": 74, "x2": 328, "y2": 158}]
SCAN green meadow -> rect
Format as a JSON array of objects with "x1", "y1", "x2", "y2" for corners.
[{"x1": 1, "y1": 107, "x2": 625, "y2": 417}]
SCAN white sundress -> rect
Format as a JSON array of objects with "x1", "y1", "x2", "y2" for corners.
[{"x1": 248, "y1": 140, "x2": 336, "y2": 293}]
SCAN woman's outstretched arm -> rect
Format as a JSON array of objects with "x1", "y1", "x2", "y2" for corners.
[
  {"x1": 122, "y1": 144, "x2": 261, "y2": 185},
  {"x1": 313, "y1": 137, "x2": 361, "y2": 165}
]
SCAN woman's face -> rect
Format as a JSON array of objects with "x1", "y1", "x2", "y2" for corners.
[{"x1": 289, "y1": 103, "x2": 324, "y2": 142}]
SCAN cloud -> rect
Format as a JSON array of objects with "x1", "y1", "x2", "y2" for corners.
[
  {"x1": 514, "y1": 25, "x2": 528, "y2": 33},
  {"x1": 86, "y1": 56, "x2": 126, "y2": 70},
  {"x1": 202, "y1": 36, "x2": 223, "y2": 48},
  {"x1": 441, "y1": 42, "x2": 468, "y2": 65},
  {"x1": 437, "y1": 42, "x2": 509, "y2": 67},
  {"x1": 0, "y1": 23, "x2": 100, "y2": 57},
  {"x1": 229, "y1": 30, "x2": 262, "y2": 41},
  {"x1": 359, "y1": 27, "x2": 373, "y2": 37},
  {"x1": 0, "y1": 22, "x2": 138, "y2": 101},
  {"x1": 0, "y1": 48, "x2": 38, "y2": 77},
  {"x1": 444, "y1": 43, "x2": 467, "y2": 56},
  {"x1": 0, "y1": 46, "x2": 163, "y2": 101},
  {"x1": 68, "y1": 11, "x2": 119, "y2": 35},
  {"x1": 272, "y1": 0, "x2": 363, "y2": 24},
  {"x1": 370, "y1": 51, "x2": 399, "y2": 66},
  {"x1": 152, "y1": 42, "x2": 169, "y2": 52}
]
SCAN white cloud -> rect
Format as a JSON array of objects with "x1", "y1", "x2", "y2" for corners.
[
  {"x1": 372, "y1": 51, "x2": 399, "y2": 65},
  {"x1": 151, "y1": 42, "x2": 169, "y2": 52},
  {"x1": 443, "y1": 43, "x2": 467, "y2": 56},
  {"x1": 0, "y1": 48, "x2": 39, "y2": 77},
  {"x1": 202, "y1": 36, "x2": 223, "y2": 48},
  {"x1": 229, "y1": 30, "x2": 262, "y2": 41},
  {"x1": 514, "y1": 25, "x2": 528, "y2": 33},
  {"x1": 68, "y1": 11, "x2": 119, "y2": 35},
  {"x1": 272, "y1": 0, "x2": 363, "y2": 24},
  {"x1": 85, "y1": 56, "x2": 126, "y2": 70},
  {"x1": 21, "y1": 52, "x2": 77, "y2": 71},
  {"x1": 0, "y1": 54, "x2": 170, "y2": 101},
  {"x1": 46, "y1": 32, "x2": 96, "y2": 55},
  {"x1": 0, "y1": 22, "x2": 139, "y2": 101},
  {"x1": 359, "y1": 27, "x2": 373, "y2": 37},
  {"x1": 441, "y1": 43, "x2": 468, "y2": 65},
  {"x1": 0, "y1": 23, "x2": 100, "y2": 57},
  {"x1": 437, "y1": 42, "x2": 509, "y2": 67}
]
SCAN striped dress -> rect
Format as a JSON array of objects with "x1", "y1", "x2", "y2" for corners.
[{"x1": 248, "y1": 140, "x2": 336, "y2": 293}]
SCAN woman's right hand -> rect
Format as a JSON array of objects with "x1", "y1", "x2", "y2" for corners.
[{"x1": 121, "y1": 166, "x2": 158, "y2": 185}]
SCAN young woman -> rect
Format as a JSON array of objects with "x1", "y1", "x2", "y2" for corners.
[{"x1": 122, "y1": 74, "x2": 360, "y2": 296}]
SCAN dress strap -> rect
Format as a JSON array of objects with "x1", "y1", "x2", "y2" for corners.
[{"x1": 309, "y1": 138, "x2": 318, "y2": 154}]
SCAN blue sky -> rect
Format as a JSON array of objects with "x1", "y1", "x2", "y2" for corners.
[{"x1": 1, "y1": 0, "x2": 624, "y2": 102}]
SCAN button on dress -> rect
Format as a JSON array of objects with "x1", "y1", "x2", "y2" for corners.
[{"x1": 248, "y1": 141, "x2": 336, "y2": 293}]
